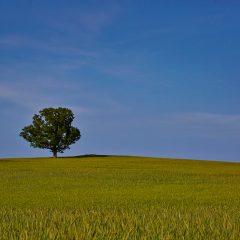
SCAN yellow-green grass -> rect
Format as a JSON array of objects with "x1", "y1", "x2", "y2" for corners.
[{"x1": 0, "y1": 156, "x2": 240, "y2": 239}]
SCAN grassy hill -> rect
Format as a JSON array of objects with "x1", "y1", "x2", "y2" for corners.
[{"x1": 0, "y1": 155, "x2": 240, "y2": 239}]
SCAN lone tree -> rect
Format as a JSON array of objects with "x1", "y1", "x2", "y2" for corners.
[{"x1": 20, "y1": 107, "x2": 81, "y2": 157}]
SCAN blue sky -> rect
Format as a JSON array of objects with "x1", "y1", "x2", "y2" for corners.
[{"x1": 1, "y1": 0, "x2": 240, "y2": 161}]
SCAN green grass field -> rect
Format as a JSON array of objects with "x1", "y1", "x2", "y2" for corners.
[{"x1": 0, "y1": 155, "x2": 240, "y2": 239}]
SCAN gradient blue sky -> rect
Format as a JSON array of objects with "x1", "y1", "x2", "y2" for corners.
[{"x1": 1, "y1": 0, "x2": 240, "y2": 161}]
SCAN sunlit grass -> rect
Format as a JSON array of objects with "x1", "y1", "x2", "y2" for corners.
[{"x1": 0, "y1": 156, "x2": 240, "y2": 239}]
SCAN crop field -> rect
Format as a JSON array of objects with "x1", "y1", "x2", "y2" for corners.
[{"x1": 0, "y1": 155, "x2": 240, "y2": 239}]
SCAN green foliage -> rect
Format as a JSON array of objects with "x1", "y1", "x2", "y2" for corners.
[
  {"x1": 0, "y1": 156, "x2": 240, "y2": 239},
  {"x1": 19, "y1": 107, "x2": 81, "y2": 157}
]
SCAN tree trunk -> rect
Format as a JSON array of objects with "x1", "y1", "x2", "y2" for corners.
[{"x1": 53, "y1": 151, "x2": 57, "y2": 158}]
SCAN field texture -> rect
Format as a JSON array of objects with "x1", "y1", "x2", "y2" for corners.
[{"x1": 0, "y1": 156, "x2": 240, "y2": 239}]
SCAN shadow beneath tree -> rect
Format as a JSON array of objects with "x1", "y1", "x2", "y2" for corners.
[{"x1": 65, "y1": 154, "x2": 113, "y2": 158}]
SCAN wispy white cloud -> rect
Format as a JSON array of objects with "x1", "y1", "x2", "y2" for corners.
[
  {"x1": 0, "y1": 77, "x2": 128, "y2": 117},
  {"x1": 0, "y1": 81, "x2": 60, "y2": 110},
  {"x1": 157, "y1": 112, "x2": 240, "y2": 127},
  {"x1": 39, "y1": 1, "x2": 120, "y2": 36},
  {"x1": 0, "y1": 35, "x2": 97, "y2": 58},
  {"x1": 78, "y1": 8, "x2": 119, "y2": 33},
  {"x1": 122, "y1": 112, "x2": 240, "y2": 130},
  {"x1": 180, "y1": 112, "x2": 240, "y2": 126},
  {"x1": 96, "y1": 63, "x2": 144, "y2": 81}
]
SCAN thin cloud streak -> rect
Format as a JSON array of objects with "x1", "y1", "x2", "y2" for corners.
[
  {"x1": 181, "y1": 112, "x2": 240, "y2": 125},
  {"x1": 0, "y1": 35, "x2": 97, "y2": 57},
  {"x1": 0, "y1": 79, "x2": 128, "y2": 117},
  {"x1": 157, "y1": 112, "x2": 240, "y2": 127},
  {"x1": 121, "y1": 112, "x2": 240, "y2": 131},
  {"x1": 38, "y1": 1, "x2": 120, "y2": 35}
]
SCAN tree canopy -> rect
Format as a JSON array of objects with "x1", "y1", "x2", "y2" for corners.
[{"x1": 20, "y1": 107, "x2": 81, "y2": 157}]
